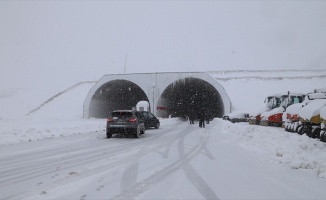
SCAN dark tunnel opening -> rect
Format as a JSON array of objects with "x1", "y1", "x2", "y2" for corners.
[
  {"x1": 160, "y1": 77, "x2": 224, "y2": 120},
  {"x1": 89, "y1": 80, "x2": 149, "y2": 118}
]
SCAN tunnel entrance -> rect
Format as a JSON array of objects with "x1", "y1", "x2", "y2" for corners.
[
  {"x1": 89, "y1": 80, "x2": 149, "y2": 118},
  {"x1": 158, "y1": 77, "x2": 224, "y2": 119},
  {"x1": 83, "y1": 72, "x2": 231, "y2": 119}
]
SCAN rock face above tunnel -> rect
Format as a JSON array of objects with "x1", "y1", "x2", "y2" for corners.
[{"x1": 83, "y1": 72, "x2": 231, "y2": 119}]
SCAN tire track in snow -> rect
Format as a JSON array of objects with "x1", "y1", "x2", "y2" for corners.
[
  {"x1": 177, "y1": 126, "x2": 219, "y2": 200},
  {"x1": 0, "y1": 123, "x2": 182, "y2": 200},
  {"x1": 112, "y1": 122, "x2": 218, "y2": 200},
  {"x1": 0, "y1": 135, "x2": 140, "y2": 184},
  {"x1": 0, "y1": 129, "x2": 173, "y2": 186},
  {"x1": 119, "y1": 122, "x2": 191, "y2": 194}
]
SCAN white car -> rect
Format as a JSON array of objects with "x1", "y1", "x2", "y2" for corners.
[{"x1": 223, "y1": 112, "x2": 249, "y2": 123}]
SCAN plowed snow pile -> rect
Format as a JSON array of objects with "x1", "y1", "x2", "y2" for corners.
[{"x1": 218, "y1": 119, "x2": 326, "y2": 178}]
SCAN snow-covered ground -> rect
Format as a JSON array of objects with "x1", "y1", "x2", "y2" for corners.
[{"x1": 1, "y1": 70, "x2": 326, "y2": 199}]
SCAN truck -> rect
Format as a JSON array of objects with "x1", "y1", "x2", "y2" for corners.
[
  {"x1": 248, "y1": 94, "x2": 278, "y2": 125},
  {"x1": 320, "y1": 106, "x2": 326, "y2": 142},
  {"x1": 260, "y1": 92, "x2": 305, "y2": 127},
  {"x1": 284, "y1": 102, "x2": 306, "y2": 132},
  {"x1": 296, "y1": 90, "x2": 326, "y2": 139}
]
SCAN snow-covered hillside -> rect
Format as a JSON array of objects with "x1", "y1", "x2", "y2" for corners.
[{"x1": 212, "y1": 70, "x2": 326, "y2": 112}]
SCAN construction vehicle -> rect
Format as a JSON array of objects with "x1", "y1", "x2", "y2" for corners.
[
  {"x1": 320, "y1": 106, "x2": 326, "y2": 142},
  {"x1": 260, "y1": 92, "x2": 305, "y2": 127},
  {"x1": 284, "y1": 102, "x2": 306, "y2": 132},
  {"x1": 296, "y1": 88, "x2": 326, "y2": 139},
  {"x1": 248, "y1": 94, "x2": 279, "y2": 125}
]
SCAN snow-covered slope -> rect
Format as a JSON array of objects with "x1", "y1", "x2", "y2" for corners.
[{"x1": 215, "y1": 70, "x2": 326, "y2": 112}]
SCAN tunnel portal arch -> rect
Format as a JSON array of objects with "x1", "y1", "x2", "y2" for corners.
[
  {"x1": 88, "y1": 79, "x2": 149, "y2": 118},
  {"x1": 83, "y1": 72, "x2": 231, "y2": 119},
  {"x1": 157, "y1": 78, "x2": 224, "y2": 119}
]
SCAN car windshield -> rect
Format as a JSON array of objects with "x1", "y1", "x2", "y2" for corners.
[{"x1": 111, "y1": 112, "x2": 133, "y2": 118}]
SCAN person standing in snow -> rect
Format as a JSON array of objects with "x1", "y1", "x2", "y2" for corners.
[
  {"x1": 205, "y1": 110, "x2": 211, "y2": 124},
  {"x1": 188, "y1": 106, "x2": 195, "y2": 124},
  {"x1": 198, "y1": 109, "x2": 205, "y2": 128}
]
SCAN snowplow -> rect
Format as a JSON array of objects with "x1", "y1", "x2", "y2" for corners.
[
  {"x1": 296, "y1": 89, "x2": 326, "y2": 139},
  {"x1": 260, "y1": 92, "x2": 305, "y2": 127},
  {"x1": 248, "y1": 95, "x2": 278, "y2": 125}
]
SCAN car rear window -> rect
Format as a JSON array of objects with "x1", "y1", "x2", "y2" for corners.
[{"x1": 111, "y1": 112, "x2": 133, "y2": 118}]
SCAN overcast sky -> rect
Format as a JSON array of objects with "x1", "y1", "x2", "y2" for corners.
[{"x1": 1, "y1": 1, "x2": 326, "y2": 90}]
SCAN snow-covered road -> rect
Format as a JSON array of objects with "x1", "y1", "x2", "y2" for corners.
[{"x1": 1, "y1": 119, "x2": 326, "y2": 200}]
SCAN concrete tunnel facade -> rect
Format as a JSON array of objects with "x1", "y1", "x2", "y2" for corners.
[{"x1": 83, "y1": 72, "x2": 231, "y2": 119}]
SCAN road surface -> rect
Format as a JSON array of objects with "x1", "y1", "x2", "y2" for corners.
[{"x1": 1, "y1": 119, "x2": 325, "y2": 200}]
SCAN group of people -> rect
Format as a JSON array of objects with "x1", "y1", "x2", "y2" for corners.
[{"x1": 188, "y1": 109, "x2": 210, "y2": 128}]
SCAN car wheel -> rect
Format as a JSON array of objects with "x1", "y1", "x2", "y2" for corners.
[
  {"x1": 292, "y1": 122, "x2": 298, "y2": 133},
  {"x1": 285, "y1": 123, "x2": 289, "y2": 132},
  {"x1": 155, "y1": 123, "x2": 160, "y2": 129},
  {"x1": 312, "y1": 127, "x2": 321, "y2": 139},
  {"x1": 106, "y1": 129, "x2": 112, "y2": 138},
  {"x1": 140, "y1": 127, "x2": 145, "y2": 134},
  {"x1": 134, "y1": 128, "x2": 140, "y2": 138},
  {"x1": 304, "y1": 127, "x2": 312, "y2": 137},
  {"x1": 297, "y1": 125, "x2": 304, "y2": 135},
  {"x1": 320, "y1": 130, "x2": 326, "y2": 142}
]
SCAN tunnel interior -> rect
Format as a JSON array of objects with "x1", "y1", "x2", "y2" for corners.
[
  {"x1": 159, "y1": 77, "x2": 224, "y2": 119},
  {"x1": 89, "y1": 80, "x2": 149, "y2": 118}
]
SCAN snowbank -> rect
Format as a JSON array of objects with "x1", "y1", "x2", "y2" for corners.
[
  {"x1": 217, "y1": 119, "x2": 326, "y2": 178},
  {"x1": 0, "y1": 82, "x2": 98, "y2": 145},
  {"x1": 0, "y1": 117, "x2": 105, "y2": 145}
]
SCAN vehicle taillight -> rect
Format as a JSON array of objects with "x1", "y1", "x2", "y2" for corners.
[
  {"x1": 107, "y1": 117, "x2": 113, "y2": 122},
  {"x1": 128, "y1": 117, "x2": 137, "y2": 122}
]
